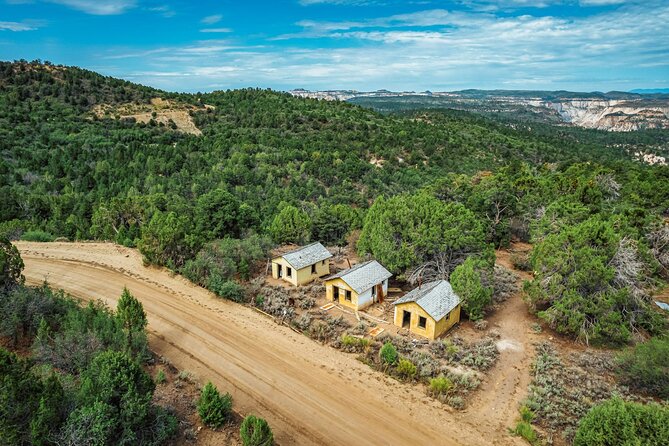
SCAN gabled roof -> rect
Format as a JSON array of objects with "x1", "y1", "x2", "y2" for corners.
[
  {"x1": 394, "y1": 280, "x2": 461, "y2": 321},
  {"x1": 274, "y1": 242, "x2": 332, "y2": 270},
  {"x1": 326, "y1": 260, "x2": 392, "y2": 294}
]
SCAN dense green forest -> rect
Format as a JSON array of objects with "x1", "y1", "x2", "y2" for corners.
[
  {"x1": 1, "y1": 60, "x2": 668, "y2": 346},
  {"x1": 1, "y1": 60, "x2": 654, "y2": 245}
]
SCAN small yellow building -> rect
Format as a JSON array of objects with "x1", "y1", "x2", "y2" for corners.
[
  {"x1": 393, "y1": 280, "x2": 461, "y2": 340},
  {"x1": 324, "y1": 260, "x2": 392, "y2": 311},
  {"x1": 271, "y1": 242, "x2": 333, "y2": 286}
]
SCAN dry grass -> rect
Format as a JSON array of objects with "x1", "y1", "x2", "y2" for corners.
[{"x1": 523, "y1": 342, "x2": 652, "y2": 445}]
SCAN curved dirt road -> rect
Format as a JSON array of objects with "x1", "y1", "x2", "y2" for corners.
[{"x1": 17, "y1": 242, "x2": 525, "y2": 446}]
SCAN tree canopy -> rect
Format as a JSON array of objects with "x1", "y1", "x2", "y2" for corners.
[
  {"x1": 450, "y1": 257, "x2": 493, "y2": 321},
  {"x1": 269, "y1": 205, "x2": 311, "y2": 245},
  {"x1": 358, "y1": 192, "x2": 489, "y2": 278},
  {"x1": 0, "y1": 280, "x2": 175, "y2": 445},
  {"x1": 573, "y1": 398, "x2": 669, "y2": 446},
  {"x1": 0, "y1": 238, "x2": 23, "y2": 290},
  {"x1": 526, "y1": 215, "x2": 665, "y2": 345}
]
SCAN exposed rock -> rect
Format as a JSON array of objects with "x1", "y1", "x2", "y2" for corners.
[
  {"x1": 91, "y1": 97, "x2": 212, "y2": 136},
  {"x1": 543, "y1": 99, "x2": 669, "y2": 131},
  {"x1": 290, "y1": 88, "x2": 669, "y2": 131}
]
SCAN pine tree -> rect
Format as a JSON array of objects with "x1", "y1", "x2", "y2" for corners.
[
  {"x1": 78, "y1": 351, "x2": 155, "y2": 443},
  {"x1": 240, "y1": 415, "x2": 274, "y2": 446},
  {"x1": 450, "y1": 257, "x2": 493, "y2": 321},
  {"x1": 0, "y1": 237, "x2": 24, "y2": 290},
  {"x1": 30, "y1": 374, "x2": 65, "y2": 446},
  {"x1": 269, "y1": 205, "x2": 311, "y2": 245},
  {"x1": 197, "y1": 382, "x2": 233, "y2": 428},
  {"x1": 116, "y1": 287, "x2": 147, "y2": 353}
]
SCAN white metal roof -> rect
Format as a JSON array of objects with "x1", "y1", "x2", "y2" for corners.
[
  {"x1": 275, "y1": 242, "x2": 332, "y2": 270},
  {"x1": 394, "y1": 280, "x2": 461, "y2": 321},
  {"x1": 326, "y1": 260, "x2": 392, "y2": 294}
]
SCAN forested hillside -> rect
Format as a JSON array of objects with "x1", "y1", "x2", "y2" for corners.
[
  {"x1": 0, "y1": 60, "x2": 643, "y2": 244},
  {"x1": 2, "y1": 60, "x2": 669, "y2": 347},
  {"x1": 348, "y1": 92, "x2": 669, "y2": 132}
]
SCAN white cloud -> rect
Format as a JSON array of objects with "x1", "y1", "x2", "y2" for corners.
[
  {"x1": 200, "y1": 28, "x2": 232, "y2": 33},
  {"x1": 295, "y1": 9, "x2": 457, "y2": 32},
  {"x1": 461, "y1": 0, "x2": 560, "y2": 10},
  {"x1": 274, "y1": 9, "x2": 466, "y2": 40},
  {"x1": 447, "y1": 1, "x2": 636, "y2": 11},
  {"x1": 104, "y1": 47, "x2": 172, "y2": 59},
  {"x1": 48, "y1": 0, "x2": 136, "y2": 15},
  {"x1": 579, "y1": 0, "x2": 629, "y2": 5},
  {"x1": 179, "y1": 44, "x2": 235, "y2": 55},
  {"x1": 299, "y1": 0, "x2": 616, "y2": 9},
  {"x1": 98, "y1": 1, "x2": 668, "y2": 92},
  {"x1": 0, "y1": 20, "x2": 40, "y2": 31},
  {"x1": 147, "y1": 5, "x2": 175, "y2": 18},
  {"x1": 103, "y1": 40, "x2": 243, "y2": 60},
  {"x1": 299, "y1": 0, "x2": 380, "y2": 5},
  {"x1": 201, "y1": 14, "x2": 223, "y2": 24}
]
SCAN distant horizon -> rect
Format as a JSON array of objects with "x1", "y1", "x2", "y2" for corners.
[
  {"x1": 6, "y1": 58, "x2": 669, "y2": 97},
  {"x1": 2, "y1": 1, "x2": 668, "y2": 93},
  {"x1": 289, "y1": 86, "x2": 669, "y2": 95}
]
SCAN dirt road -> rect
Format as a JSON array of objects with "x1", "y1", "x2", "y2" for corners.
[
  {"x1": 465, "y1": 245, "x2": 538, "y2": 434},
  {"x1": 17, "y1": 241, "x2": 531, "y2": 445}
]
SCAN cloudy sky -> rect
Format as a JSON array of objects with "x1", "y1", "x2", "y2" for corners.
[{"x1": 1, "y1": 0, "x2": 668, "y2": 92}]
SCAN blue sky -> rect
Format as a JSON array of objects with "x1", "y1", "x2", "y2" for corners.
[{"x1": 1, "y1": 0, "x2": 668, "y2": 92}]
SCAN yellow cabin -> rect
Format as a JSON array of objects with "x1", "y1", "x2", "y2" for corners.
[
  {"x1": 393, "y1": 280, "x2": 461, "y2": 340},
  {"x1": 271, "y1": 242, "x2": 333, "y2": 286},
  {"x1": 324, "y1": 260, "x2": 392, "y2": 311}
]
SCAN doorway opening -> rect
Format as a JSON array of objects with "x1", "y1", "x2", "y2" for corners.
[{"x1": 402, "y1": 310, "x2": 411, "y2": 328}]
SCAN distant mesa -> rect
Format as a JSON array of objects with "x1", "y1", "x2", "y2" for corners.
[{"x1": 289, "y1": 88, "x2": 669, "y2": 131}]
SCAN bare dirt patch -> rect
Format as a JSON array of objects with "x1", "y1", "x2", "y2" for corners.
[
  {"x1": 92, "y1": 97, "x2": 211, "y2": 135},
  {"x1": 462, "y1": 257, "x2": 539, "y2": 439}
]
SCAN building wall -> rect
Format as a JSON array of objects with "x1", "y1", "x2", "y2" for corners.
[
  {"x1": 271, "y1": 258, "x2": 331, "y2": 286},
  {"x1": 325, "y1": 277, "x2": 361, "y2": 310},
  {"x1": 324, "y1": 277, "x2": 388, "y2": 310},
  {"x1": 393, "y1": 302, "x2": 461, "y2": 340},
  {"x1": 356, "y1": 288, "x2": 373, "y2": 309},
  {"x1": 434, "y1": 304, "x2": 461, "y2": 337},
  {"x1": 314, "y1": 259, "x2": 331, "y2": 279},
  {"x1": 361, "y1": 279, "x2": 389, "y2": 307},
  {"x1": 271, "y1": 258, "x2": 297, "y2": 286}
]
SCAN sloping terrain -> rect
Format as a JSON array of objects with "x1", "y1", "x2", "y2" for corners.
[
  {"x1": 92, "y1": 97, "x2": 211, "y2": 135},
  {"x1": 2, "y1": 61, "x2": 651, "y2": 241},
  {"x1": 17, "y1": 241, "x2": 530, "y2": 446},
  {"x1": 522, "y1": 98, "x2": 669, "y2": 131}
]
